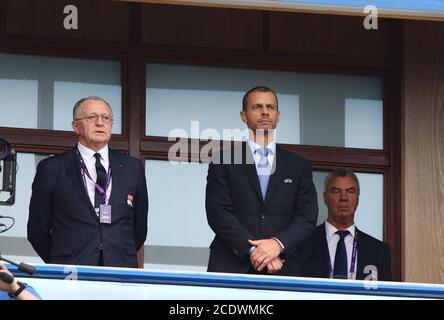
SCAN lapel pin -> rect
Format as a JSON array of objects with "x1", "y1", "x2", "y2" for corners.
[
  {"x1": 284, "y1": 178, "x2": 293, "y2": 183},
  {"x1": 127, "y1": 194, "x2": 134, "y2": 207}
]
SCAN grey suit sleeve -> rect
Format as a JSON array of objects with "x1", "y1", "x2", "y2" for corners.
[
  {"x1": 206, "y1": 162, "x2": 255, "y2": 257},
  {"x1": 275, "y1": 160, "x2": 318, "y2": 252},
  {"x1": 134, "y1": 160, "x2": 148, "y2": 250},
  {"x1": 27, "y1": 160, "x2": 54, "y2": 263}
]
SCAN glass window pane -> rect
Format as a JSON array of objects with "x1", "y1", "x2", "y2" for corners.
[
  {"x1": 145, "y1": 160, "x2": 213, "y2": 248},
  {"x1": 313, "y1": 171, "x2": 383, "y2": 240},
  {"x1": 0, "y1": 152, "x2": 47, "y2": 264},
  {"x1": 145, "y1": 162, "x2": 384, "y2": 269},
  {"x1": 146, "y1": 63, "x2": 300, "y2": 144},
  {"x1": 144, "y1": 160, "x2": 211, "y2": 270},
  {"x1": 0, "y1": 79, "x2": 38, "y2": 128},
  {"x1": 0, "y1": 53, "x2": 122, "y2": 134},
  {"x1": 345, "y1": 99, "x2": 383, "y2": 149},
  {"x1": 146, "y1": 63, "x2": 383, "y2": 149}
]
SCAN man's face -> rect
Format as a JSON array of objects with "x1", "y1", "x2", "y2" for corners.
[
  {"x1": 240, "y1": 91, "x2": 280, "y2": 132},
  {"x1": 324, "y1": 176, "x2": 359, "y2": 226},
  {"x1": 71, "y1": 100, "x2": 113, "y2": 151}
]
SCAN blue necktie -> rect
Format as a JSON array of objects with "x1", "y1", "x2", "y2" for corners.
[
  {"x1": 333, "y1": 230, "x2": 349, "y2": 279},
  {"x1": 256, "y1": 147, "x2": 270, "y2": 200}
]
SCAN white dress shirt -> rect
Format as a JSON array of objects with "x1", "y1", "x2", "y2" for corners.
[
  {"x1": 247, "y1": 139, "x2": 284, "y2": 253},
  {"x1": 247, "y1": 139, "x2": 276, "y2": 173},
  {"x1": 77, "y1": 143, "x2": 112, "y2": 208},
  {"x1": 325, "y1": 220, "x2": 358, "y2": 279}
]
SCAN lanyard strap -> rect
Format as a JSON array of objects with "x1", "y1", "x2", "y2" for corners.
[
  {"x1": 76, "y1": 148, "x2": 112, "y2": 200},
  {"x1": 327, "y1": 230, "x2": 358, "y2": 279}
]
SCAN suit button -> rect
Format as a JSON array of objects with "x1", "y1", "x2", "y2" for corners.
[
  {"x1": 260, "y1": 213, "x2": 266, "y2": 219},
  {"x1": 93, "y1": 248, "x2": 100, "y2": 253}
]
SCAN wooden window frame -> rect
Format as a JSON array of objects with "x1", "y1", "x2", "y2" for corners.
[{"x1": 0, "y1": 9, "x2": 402, "y2": 281}]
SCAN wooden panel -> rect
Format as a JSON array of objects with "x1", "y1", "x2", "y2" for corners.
[
  {"x1": 0, "y1": 129, "x2": 129, "y2": 154},
  {"x1": 5, "y1": 0, "x2": 130, "y2": 42},
  {"x1": 268, "y1": 11, "x2": 392, "y2": 59},
  {"x1": 384, "y1": 23, "x2": 404, "y2": 282},
  {"x1": 0, "y1": 0, "x2": 6, "y2": 36},
  {"x1": 140, "y1": 3, "x2": 263, "y2": 50},
  {"x1": 404, "y1": 20, "x2": 444, "y2": 284},
  {"x1": 118, "y1": 1, "x2": 444, "y2": 22},
  {"x1": 128, "y1": 54, "x2": 146, "y2": 158},
  {"x1": 140, "y1": 137, "x2": 389, "y2": 168}
]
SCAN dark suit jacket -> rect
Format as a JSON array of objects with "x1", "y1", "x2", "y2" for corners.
[
  {"x1": 205, "y1": 143, "x2": 318, "y2": 275},
  {"x1": 27, "y1": 147, "x2": 148, "y2": 268},
  {"x1": 298, "y1": 223, "x2": 392, "y2": 281}
]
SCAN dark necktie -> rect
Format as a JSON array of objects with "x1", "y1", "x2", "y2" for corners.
[
  {"x1": 333, "y1": 230, "x2": 349, "y2": 279},
  {"x1": 94, "y1": 153, "x2": 107, "y2": 209}
]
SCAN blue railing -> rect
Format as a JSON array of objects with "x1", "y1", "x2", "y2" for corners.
[
  {"x1": 8, "y1": 264, "x2": 444, "y2": 299},
  {"x1": 278, "y1": 1, "x2": 444, "y2": 13}
]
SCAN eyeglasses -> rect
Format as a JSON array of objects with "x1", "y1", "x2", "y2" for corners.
[
  {"x1": 75, "y1": 114, "x2": 113, "y2": 124},
  {"x1": 247, "y1": 104, "x2": 278, "y2": 112}
]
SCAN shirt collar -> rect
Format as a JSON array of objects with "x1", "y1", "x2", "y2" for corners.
[
  {"x1": 325, "y1": 220, "x2": 356, "y2": 238},
  {"x1": 77, "y1": 142, "x2": 109, "y2": 162},
  {"x1": 247, "y1": 139, "x2": 276, "y2": 155}
]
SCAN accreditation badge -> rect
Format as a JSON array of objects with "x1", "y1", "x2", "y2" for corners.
[{"x1": 100, "y1": 204, "x2": 112, "y2": 224}]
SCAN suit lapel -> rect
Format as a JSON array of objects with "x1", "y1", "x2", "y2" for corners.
[
  {"x1": 240, "y1": 143, "x2": 288, "y2": 203},
  {"x1": 356, "y1": 228, "x2": 370, "y2": 280},
  {"x1": 108, "y1": 150, "x2": 124, "y2": 207},
  {"x1": 242, "y1": 164, "x2": 263, "y2": 201},
  {"x1": 318, "y1": 224, "x2": 331, "y2": 278},
  {"x1": 263, "y1": 146, "x2": 285, "y2": 202},
  {"x1": 239, "y1": 143, "x2": 263, "y2": 201},
  {"x1": 68, "y1": 147, "x2": 98, "y2": 220}
]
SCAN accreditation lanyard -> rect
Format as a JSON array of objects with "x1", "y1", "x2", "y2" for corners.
[
  {"x1": 327, "y1": 230, "x2": 358, "y2": 280},
  {"x1": 76, "y1": 148, "x2": 112, "y2": 204}
]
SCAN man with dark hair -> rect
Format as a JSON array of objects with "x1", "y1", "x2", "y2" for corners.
[
  {"x1": 206, "y1": 86, "x2": 318, "y2": 275},
  {"x1": 241, "y1": 86, "x2": 278, "y2": 112},
  {"x1": 28, "y1": 97, "x2": 148, "y2": 268},
  {"x1": 298, "y1": 168, "x2": 392, "y2": 281}
]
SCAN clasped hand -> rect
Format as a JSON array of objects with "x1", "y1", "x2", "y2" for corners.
[{"x1": 248, "y1": 239, "x2": 284, "y2": 274}]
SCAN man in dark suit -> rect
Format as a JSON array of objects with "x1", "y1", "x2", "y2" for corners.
[
  {"x1": 206, "y1": 86, "x2": 318, "y2": 275},
  {"x1": 27, "y1": 96, "x2": 148, "y2": 268},
  {"x1": 298, "y1": 168, "x2": 392, "y2": 281}
]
